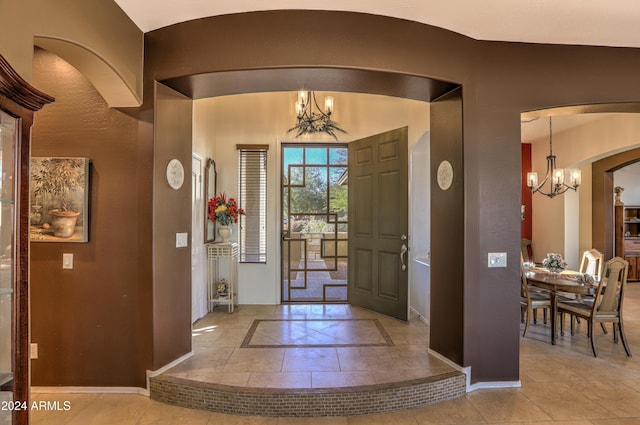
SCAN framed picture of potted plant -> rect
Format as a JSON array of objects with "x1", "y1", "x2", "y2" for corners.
[{"x1": 30, "y1": 157, "x2": 90, "y2": 242}]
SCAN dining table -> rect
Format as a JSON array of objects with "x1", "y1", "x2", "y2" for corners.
[{"x1": 525, "y1": 267, "x2": 597, "y2": 345}]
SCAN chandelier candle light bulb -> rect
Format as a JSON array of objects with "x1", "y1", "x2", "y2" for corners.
[{"x1": 324, "y1": 96, "x2": 334, "y2": 114}]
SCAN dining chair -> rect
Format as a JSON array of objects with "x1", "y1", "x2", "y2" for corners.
[
  {"x1": 521, "y1": 238, "x2": 534, "y2": 264},
  {"x1": 570, "y1": 249, "x2": 604, "y2": 325},
  {"x1": 520, "y1": 264, "x2": 551, "y2": 337},
  {"x1": 579, "y1": 249, "x2": 604, "y2": 280},
  {"x1": 558, "y1": 256, "x2": 632, "y2": 357}
]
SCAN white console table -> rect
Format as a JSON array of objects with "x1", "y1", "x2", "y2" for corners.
[{"x1": 207, "y1": 242, "x2": 238, "y2": 313}]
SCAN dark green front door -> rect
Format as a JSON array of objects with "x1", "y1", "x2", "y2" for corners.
[{"x1": 348, "y1": 127, "x2": 409, "y2": 320}]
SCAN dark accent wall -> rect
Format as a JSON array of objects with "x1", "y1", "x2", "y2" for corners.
[
  {"x1": 30, "y1": 48, "x2": 153, "y2": 387},
  {"x1": 521, "y1": 144, "x2": 532, "y2": 239},
  {"x1": 143, "y1": 10, "x2": 640, "y2": 384}
]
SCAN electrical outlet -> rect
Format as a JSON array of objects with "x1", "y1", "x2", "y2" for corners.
[
  {"x1": 488, "y1": 252, "x2": 507, "y2": 268},
  {"x1": 30, "y1": 343, "x2": 38, "y2": 359}
]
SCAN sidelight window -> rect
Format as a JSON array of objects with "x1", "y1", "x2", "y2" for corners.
[{"x1": 237, "y1": 145, "x2": 268, "y2": 263}]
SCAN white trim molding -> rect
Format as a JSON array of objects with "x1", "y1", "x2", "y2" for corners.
[
  {"x1": 145, "y1": 351, "x2": 194, "y2": 390},
  {"x1": 32, "y1": 386, "x2": 149, "y2": 396},
  {"x1": 427, "y1": 348, "x2": 521, "y2": 392}
]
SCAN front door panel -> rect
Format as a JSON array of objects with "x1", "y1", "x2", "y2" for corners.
[{"x1": 348, "y1": 127, "x2": 409, "y2": 320}]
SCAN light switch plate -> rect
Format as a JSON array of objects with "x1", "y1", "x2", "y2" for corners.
[
  {"x1": 30, "y1": 343, "x2": 38, "y2": 359},
  {"x1": 176, "y1": 232, "x2": 188, "y2": 248},
  {"x1": 488, "y1": 252, "x2": 507, "y2": 268},
  {"x1": 62, "y1": 253, "x2": 73, "y2": 269}
]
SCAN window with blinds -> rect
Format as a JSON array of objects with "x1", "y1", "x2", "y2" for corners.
[{"x1": 237, "y1": 145, "x2": 268, "y2": 263}]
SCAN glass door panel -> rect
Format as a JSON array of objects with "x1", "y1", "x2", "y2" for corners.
[
  {"x1": 282, "y1": 145, "x2": 348, "y2": 302},
  {"x1": 0, "y1": 110, "x2": 16, "y2": 423}
]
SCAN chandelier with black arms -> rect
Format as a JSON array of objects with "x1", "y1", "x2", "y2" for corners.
[
  {"x1": 527, "y1": 116, "x2": 581, "y2": 198},
  {"x1": 287, "y1": 90, "x2": 346, "y2": 140}
]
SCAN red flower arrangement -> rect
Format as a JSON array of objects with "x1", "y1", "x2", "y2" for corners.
[{"x1": 208, "y1": 193, "x2": 245, "y2": 226}]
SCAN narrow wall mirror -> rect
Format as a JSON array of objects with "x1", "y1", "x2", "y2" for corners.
[{"x1": 204, "y1": 158, "x2": 217, "y2": 243}]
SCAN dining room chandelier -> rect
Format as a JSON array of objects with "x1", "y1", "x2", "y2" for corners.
[
  {"x1": 527, "y1": 116, "x2": 581, "y2": 198},
  {"x1": 287, "y1": 90, "x2": 346, "y2": 140}
]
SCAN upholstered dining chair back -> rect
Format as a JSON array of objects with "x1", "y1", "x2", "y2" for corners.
[
  {"x1": 596, "y1": 256, "x2": 627, "y2": 315},
  {"x1": 579, "y1": 249, "x2": 604, "y2": 280},
  {"x1": 521, "y1": 238, "x2": 534, "y2": 264}
]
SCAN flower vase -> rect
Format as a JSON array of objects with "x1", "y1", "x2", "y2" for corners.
[
  {"x1": 547, "y1": 267, "x2": 564, "y2": 276},
  {"x1": 218, "y1": 225, "x2": 231, "y2": 243}
]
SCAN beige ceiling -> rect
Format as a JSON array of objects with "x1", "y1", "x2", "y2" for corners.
[
  {"x1": 114, "y1": 0, "x2": 640, "y2": 48},
  {"x1": 112, "y1": 1, "x2": 640, "y2": 142}
]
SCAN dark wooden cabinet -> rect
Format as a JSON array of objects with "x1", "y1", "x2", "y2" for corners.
[
  {"x1": 616, "y1": 204, "x2": 640, "y2": 281},
  {"x1": 0, "y1": 54, "x2": 53, "y2": 425}
]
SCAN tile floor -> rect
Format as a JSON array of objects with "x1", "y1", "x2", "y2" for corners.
[
  {"x1": 31, "y1": 282, "x2": 640, "y2": 424},
  {"x1": 161, "y1": 304, "x2": 451, "y2": 390}
]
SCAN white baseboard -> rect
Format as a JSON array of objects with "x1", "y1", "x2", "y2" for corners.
[
  {"x1": 467, "y1": 380, "x2": 521, "y2": 392},
  {"x1": 409, "y1": 307, "x2": 430, "y2": 325},
  {"x1": 32, "y1": 386, "x2": 149, "y2": 396},
  {"x1": 32, "y1": 351, "x2": 195, "y2": 398},
  {"x1": 146, "y1": 351, "x2": 194, "y2": 390},
  {"x1": 427, "y1": 348, "x2": 520, "y2": 392}
]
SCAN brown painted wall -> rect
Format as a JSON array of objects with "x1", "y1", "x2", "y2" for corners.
[
  {"x1": 18, "y1": 9, "x2": 640, "y2": 388},
  {"x1": 430, "y1": 88, "x2": 464, "y2": 365},
  {"x1": 152, "y1": 83, "x2": 193, "y2": 369},
  {"x1": 143, "y1": 10, "x2": 640, "y2": 384},
  {"x1": 30, "y1": 48, "x2": 153, "y2": 387}
]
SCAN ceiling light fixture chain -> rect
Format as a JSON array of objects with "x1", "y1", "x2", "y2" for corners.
[
  {"x1": 287, "y1": 90, "x2": 346, "y2": 140},
  {"x1": 527, "y1": 116, "x2": 581, "y2": 198}
]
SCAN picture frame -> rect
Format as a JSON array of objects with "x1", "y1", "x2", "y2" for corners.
[
  {"x1": 30, "y1": 157, "x2": 90, "y2": 243},
  {"x1": 204, "y1": 158, "x2": 217, "y2": 243}
]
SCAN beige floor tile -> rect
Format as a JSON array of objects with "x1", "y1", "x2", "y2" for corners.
[
  {"x1": 277, "y1": 417, "x2": 348, "y2": 425},
  {"x1": 223, "y1": 348, "x2": 286, "y2": 372},
  {"x1": 31, "y1": 284, "x2": 640, "y2": 424},
  {"x1": 61, "y1": 394, "x2": 150, "y2": 425},
  {"x1": 347, "y1": 409, "x2": 419, "y2": 425},
  {"x1": 337, "y1": 353, "x2": 398, "y2": 371},
  {"x1": 316, "y1": 323, "x2": 387, "y2": 344},
  {"x1": 520, "y1": 382, "x2": 616, "y2": 420},
  {"x1": 166, "y1": 347, "x2": 234, "y2": 375},
  {"x1": 371, "y1": 368, "x2": 436, "y2": 384},
  {"x1": 569, "y1": 380, "x2": 640, "y2": 418},
  {"x1": 246, "y1": 372, "x2": 312, "y2": 388},
  {"x1": 311, "y1": 371, "x2": 376, "y2": 388},
  {"x1": 282, "y1": 347, "x2": 340, "y2": 372},
  {"x1": 466, "y1": 388, "x2": 552, "y2": 423},
  {"x1": 208, "y1": 412, "x2": 280, "y2": 424},
  {"x1": 30, "y1": 393, "x2": 99, "y2": 425},
  {"x1": 205, "y1": 371, "x2": 252, "y2": 386},
  {"x1": 411, "y1": 397, "x2": 487, "y2": 425},
  {"x1": 136, "y1": 399, "x2": 212, "y2": 425}
]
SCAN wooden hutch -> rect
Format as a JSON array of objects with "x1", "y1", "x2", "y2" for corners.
[
  {"x1": 0, "y1": 54, "x2": 54, "y2": 424},
  {"x1": 616, "y1": 203, "x2": 640, "y2": 281}
]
